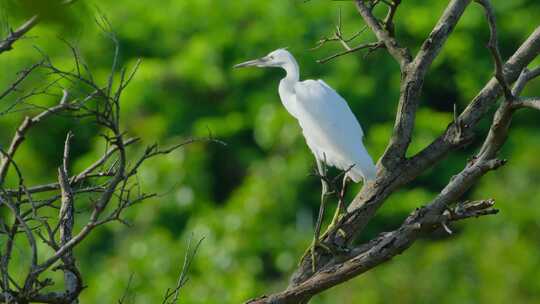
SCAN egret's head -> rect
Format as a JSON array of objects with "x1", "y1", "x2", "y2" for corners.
[{"x1": 234, "y1": 48, "x2": 293, "y2": 69}]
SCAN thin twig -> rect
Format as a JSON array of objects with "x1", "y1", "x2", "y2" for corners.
[
  {"x1": 317, "y1": 42, "x2": 382, "y2": 64},
  {"x1": 476, "y1": 0, "x2": 514, "y2": 100}
]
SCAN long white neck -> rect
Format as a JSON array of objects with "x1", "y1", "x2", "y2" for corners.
[
  {"x1": 278, "y1": 56, "x2": 300, "y2": 118},
  {"x1": 282, "y1": 56, "x2": 299, "y2": 83}
]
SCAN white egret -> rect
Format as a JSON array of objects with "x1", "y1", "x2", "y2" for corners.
[{"x1": 234, "y1": 49, "x2": 376, "y2": 265}]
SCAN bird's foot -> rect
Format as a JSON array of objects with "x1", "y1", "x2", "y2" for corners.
[
  {"x1": 299, "y1": 238, "x2": 336, "y2": 273},
  {"x1": 299, "y1": 232, "x2": 351, "y2": 273}
]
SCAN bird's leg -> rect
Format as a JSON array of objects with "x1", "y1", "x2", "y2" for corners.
[
  {"x1": 300, "y1": 157, "x2": 334, "y2": 272},
  {"x1": 329, "y1": 174, "x2": 350, "y2": 230},
  {"x1": 314, "y1": 174, "x2": 351, "y2": 255},
  {"x1": 314, "y1": 172, "x2": 329, "y2": 237},
  {"x1": 310, "y1": 173, "x2": 332, "y2": 272}
]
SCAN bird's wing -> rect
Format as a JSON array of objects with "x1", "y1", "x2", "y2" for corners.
[
  {"x1": 294, "y1": 79, "x2": 375, "y2": 180},
  {"x1": 316, "y1": 80, "x2": 364, "y2": 136},
  {"x1": 295, "y1": 80, "x2": 363, "y2": 134}
]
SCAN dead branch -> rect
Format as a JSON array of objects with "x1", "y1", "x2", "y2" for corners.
[
  {"x1": 249, "y1": 2, "x2": 540, "y2": 303},
  {"x1": 0, "y1": 18, "x2": 213, "y2": 302}
]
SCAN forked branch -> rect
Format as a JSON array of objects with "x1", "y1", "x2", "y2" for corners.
[{"x1": 250, "y1": 2, "x2": 540, "y2": 303}]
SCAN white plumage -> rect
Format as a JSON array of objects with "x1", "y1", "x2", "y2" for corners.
[{"x1": 235, "y1": 49, "x2": 376, "y2": 183}]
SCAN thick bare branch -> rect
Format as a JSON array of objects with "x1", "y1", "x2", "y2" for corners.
[
  {"x1": 381, "y1": 0, "x2": 471, "y2": 166},
  {"x1": 512, "y1": 97, "x2": 540, "y2": 110},
  {"x1": 252, "y1": 156, "x2": 503, "y2": 304},
  {"x1": 404, "y1": 26, "x2": 540, "y2": 185},
  {"x1": 412, "y1": 0, "x2": 471, "y2": 79},
  {"x1": 343, "y1": 26, "x2": 540, "y2": 250}
]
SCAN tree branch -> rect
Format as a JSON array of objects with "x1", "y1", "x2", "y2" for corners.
[
  {"x1": 251, "y1": 155, "x2": 504, "y2": 303},
  {"x1": 475, "y1": 0, "x2": 513, "y2": 100},
  {"x1": 404, "y1": 26, "x2": 540, "y2": 185},
  {"x1": 412, "y1": 0, "x2": 471, "y2": 78},
  {"x1": 0, "y1": 90, "x2": 74, "y2": 184},
  {"x1": 286, "y1": 7, "x2": 540, "y2": 301},
  {"x1": 512, "y1": 97, "x2": 540, "y2": 110},
  {"x1": 316, "y1": 41, "x2": 382, "y2": 64},
  {"x1": 57, "y1": 132, "x2": 82, "y2": 303},
  {"x1": 0, "y1": 16, "x2": 39, "y2": 55},
  {"x1": 354, "y1": 0, "x2": 411, "y2": 68},
  {"x1": 381, "y1": 0, "x2": 471, "y2": 166},
  {"x1": 0, "y1": 61, "x2": 43, "y2": 101}
]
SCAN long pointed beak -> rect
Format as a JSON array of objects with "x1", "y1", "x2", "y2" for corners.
[{"x1": 233, "y1": 57, "x2": 267, "y2": 68}]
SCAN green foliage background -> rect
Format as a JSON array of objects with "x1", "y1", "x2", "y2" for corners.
[{"x1": 1, "y1": 0, "x2": 540, "y2": 303}]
